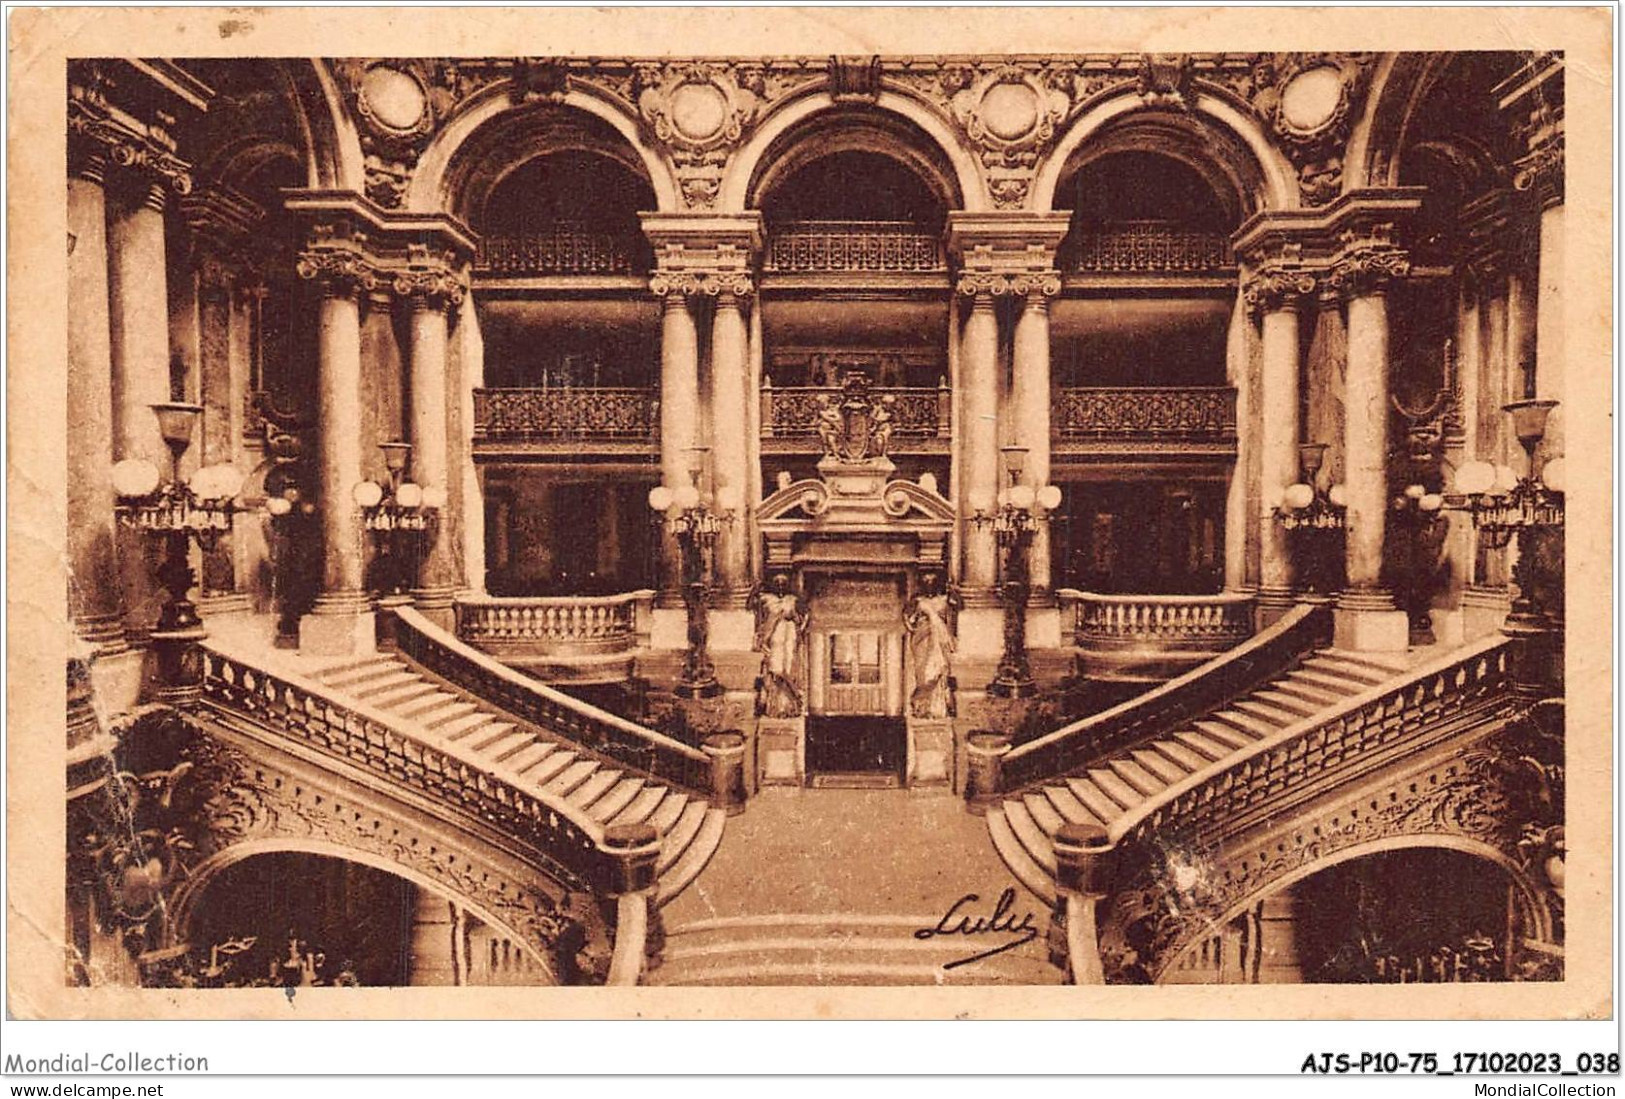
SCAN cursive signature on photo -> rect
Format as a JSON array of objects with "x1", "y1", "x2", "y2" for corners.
[{"x1": 914, "y1": 887, "x2": 1041, "y2": 970}]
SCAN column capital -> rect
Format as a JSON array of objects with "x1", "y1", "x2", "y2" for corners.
[
  {"x1": 1326, "y1": 235, "x2": 1411, "y2": 300},
  {"x1": 295, "y1": 245, "x2": 378, "y2": 299},
  {"x1": 1513, "y1": 133, "x2": 1564, "y2": 211},
  {"x1": 69, "y1": 66, "x2": 198, "y2": 200},
  {"x1": 649, "y1": 269, "x2": 753, "y2": 300},
  {"x1": 955, "y1": 271, "x2": 1060, "y2": 298},
  {"x1": 1243, "y1": 264, "x2": 1318, "y2": 316},
  {"x1": 389, "y1": 251, "x2": 470, "y2": 311}
]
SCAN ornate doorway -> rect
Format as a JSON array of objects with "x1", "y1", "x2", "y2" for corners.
[{"x1": 804, "y1": 574, "x2": 906, "y2": 785}]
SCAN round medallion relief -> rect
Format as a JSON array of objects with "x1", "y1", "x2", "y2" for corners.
[
  {"x1": 669, "y1": 81, "x2": 729, "y2": 141},
  {"x1": 1279, "y1": 66, "x2": 1344, "y2": 132},
  {"x1": 979, "y1": 82, "x2": 1040, "y2": 141},
  {"x1": 360, "y1": 66, "x2": 428, "y2": 131}
]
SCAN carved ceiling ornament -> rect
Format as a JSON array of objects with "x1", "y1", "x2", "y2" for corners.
[
  {"x1": 1238, "y1": 52, "x2": 1378, "y2": 206},
  {"x1": 635, "y1": 62, "x2": 766, "y2": 210}
]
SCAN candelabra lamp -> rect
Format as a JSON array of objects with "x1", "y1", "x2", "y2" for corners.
[
  {"x1": 971, "y1": 446, "x2": 1062, "y2": 700},
  {"x1": 647, "y1": 448, "x2": 740, "y2": 700},
  {"x1": 1449, "y1": 399, "x2": 1565, "y2": 630},
  {"x1": 353, "y1": 441, "x2": 442, "y2": 600},
  {"x1": 1272, "y1": 442, "x2": 1347, "y2": 597},
  {"x1": 1389, "y1": 481, "x2": 1447, "y2": 644},
  {"x1": 260, "y1": 432, "x2": 317, "y2": 649},
  {"x1": 111, "y1": 402, "x2": 246, "y2": 702}
]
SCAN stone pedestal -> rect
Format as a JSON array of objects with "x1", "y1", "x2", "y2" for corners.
[
  {"x1": 707, "y1": 608, "x2": 755, "y2": 653},
  {"x1": 1332, "y1": 596, "x2": 1410, "y2": 653},
  {"x1": 299, "y1": 606, "x2": 377, "y2": 658},
  {"x1": 1461, "y1": 584, "x2": 1512, "y2": 641},
  {"x1": 650, "y1": 606, "x2": 688, "y2": 651},
  {"x1": 955, "y1": 605, "x2": 1005, "y2": 660},
  {"x1": 756, "y1": 716, "x2": 804, "y2": 787},
  {"x1": 907, "y1": 719, "x2": 953, "y2": 789}
]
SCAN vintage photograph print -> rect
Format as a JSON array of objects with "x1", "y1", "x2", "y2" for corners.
[{"x1": 7, "y1": 6, "x2": 1611, "y2": 1022}]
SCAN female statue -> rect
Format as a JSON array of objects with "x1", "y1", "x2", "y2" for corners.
[
  {"x1": 751, "y1": 574, "x2": 808, "y2": 718},
  {"x1": 906, "y1": 572, "x2": 958, "y2": 719}
]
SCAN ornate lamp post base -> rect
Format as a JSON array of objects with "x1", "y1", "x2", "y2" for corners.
[{"x1": 673, "y1": 678, "x2": 725, "y2": 700}]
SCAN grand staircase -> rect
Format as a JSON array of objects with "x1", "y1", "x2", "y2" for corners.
[
  {"x1": 305, "y1": 650, "x2": 727, "y2": 908},
  {"x1": 988, "y1": 647, "x2": 1414, "y2": 905}
]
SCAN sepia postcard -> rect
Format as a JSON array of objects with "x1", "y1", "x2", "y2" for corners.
[{"x1": 4, "y1": 5, "x2": 1614, "y2": 1032}]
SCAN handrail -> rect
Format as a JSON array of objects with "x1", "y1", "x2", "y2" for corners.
[
  {"x1": 393, "y1": 606, "x2": 712, "y2": 796},
  {"x1": 1109, "y1": 634, "x2": 1518, "y2": 848},
  {"x1": 198, "y1": 641, "x2": 611, "y2": 886},
  {"x1": 1000, "y1": 602, "x2": 1330, "y2": 791},
  {"x1": 606, "y1": 893, "x2": 649, "y2": 986},
  {"x1": 1058, "y1": 589, "x2": 1256, "y2": 606}
]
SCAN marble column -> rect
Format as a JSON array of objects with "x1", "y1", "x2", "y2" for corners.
[
  {"x1": 196, "y1": 260, "x2": 247, "y2": 612},
  {"x1": 299, "y1": 275, "x2": 374, "y2": 654},
  {"x1": 655, "y1": 285, "x2": 700, "y2": 608},
  {"x1": 407, "y1": 294, "x2": 457, "y2": 621},
  {"x1": 958, "y1": 282, "x2": 1000, "y2": 596},
  {"x1": 66, "y1": 150, "x2": 125, "y2": 651},
  {"x1": 1254, "y1": 292, "x2": 1304, "y2": 617},
  {"x1": 709, "y1": 282, "x2": 751, "y2": 600},
  {"x1": 1333, "y1": 254, "x2": 1411, "y2": 651},
  {"x1": 455, "y1": 294, "x2": 487, "y2": 596},
  {"x1": 1012, "y1": 285, "x2": 1055, "y2": 594},
  {"x1": 407, "y1": 889, "x2": 463, "y2": 986},
  {"x1": 1531, "y1": 177, "x2": 1565, "y2": 461},
  {"x1": 106, "y1": 178, "x2": 174, "y2": 641},
  {"x1": 1223, "y1": 286, "x2": 1252, "y2": 594}
]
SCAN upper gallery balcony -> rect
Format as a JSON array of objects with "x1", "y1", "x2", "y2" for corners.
[
  {"x1": 473, "y1": 222, "x2": 652, "y2": 287},
  {"x1": 1051, "y1": 386, "x2": 1237, "y2": 459},
  {"x1": 473, "y1": 386, "x2": 658, "y2": 458},
  {"x1": 761, "y1": 220, "x2": 947, "y2": 291},
  {"x1": 1063, "y1": 221, "x2": 1235, "y2": 291}
]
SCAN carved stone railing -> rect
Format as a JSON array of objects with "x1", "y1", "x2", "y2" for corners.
[
  {"x1": 1053, "y1": 387, "x2": 1237, "y2": 443},
  {"x1": 473, "y1": 387, "x2": 658, "y2": 442},
  {"x1": 476, "y1": 226, "x2": 645, "y2": 276},
  {"x1": 1111, "y1": 635, "x2": 1518, "y2": 850},
  {"x1": 1060, "y1": 590, "x2": 1255, "y2": 651},
  {"x1": 999, "y1": 603, "x2": 1330, "y2": 793},
  {"x1": 764, "y1": 220, "x2": 946, "y2": 273},
  {"x1": 199, "y1": 644, "x2": 610, "y2": 889},
  {"x1": 761, "y1": 381, "x2": 950, "y2": 441},
  {"x1": 456, "y1": 591, "x2": 654, "y2": 659},
  {"x1": 1070, "y1": 222, "x2": 1233, "y2": 273},
  {"x1": 393, "y1": 606, "x2": 714, "y2": 797}
]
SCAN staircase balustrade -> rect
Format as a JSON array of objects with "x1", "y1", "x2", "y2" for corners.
[
  {"x1": 472, "y1": 387, "x2": 658, "y2": 442},
  {"x1": 456, "y1": 591, "x2": 653, "y2": 658},
  {"x1": 998, "y1": 603, "x2": 1331, "y2": 792},
  {"x1": 199, "y1": 645, "x2": 612, "y2": 887},
  {"x1": 763, "y1": 220, "x2": 946, "y2": 273},
  {"x1": 393, "y1": 606, "x2": 716, "y2": 797},
  {"x1": 1112, "y1": 635, "x2": 1518, "y2": 852},
  {"x1": 1061, "y1": 590, "x2": 1254, "y2": 650}
]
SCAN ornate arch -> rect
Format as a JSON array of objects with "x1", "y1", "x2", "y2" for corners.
[
  {"x1": 285, "y1": 59, "x2": 366, "y2": 191},
  {"x1": 1033, "y1": 88, "x2": 1296, "y2": 214},
  {"x1": 169, "y1": 839, "x2": 560, "y2": 983},
  {"x1": 1156, "y1": 835, "x2": 1551, "y2": 983},
  {"x1": 409, "y1": 80, "x2": 676, "y2": 215},
  {"x1": 1348, "y1": 52, "x2": 1455, "y2": 191},
  {"x1": 721, "y1": 88, "x2": 981, "y2": 213},
  {"x1": 1099, "y1": 720, "x2": 1560, "y2": 983}
]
